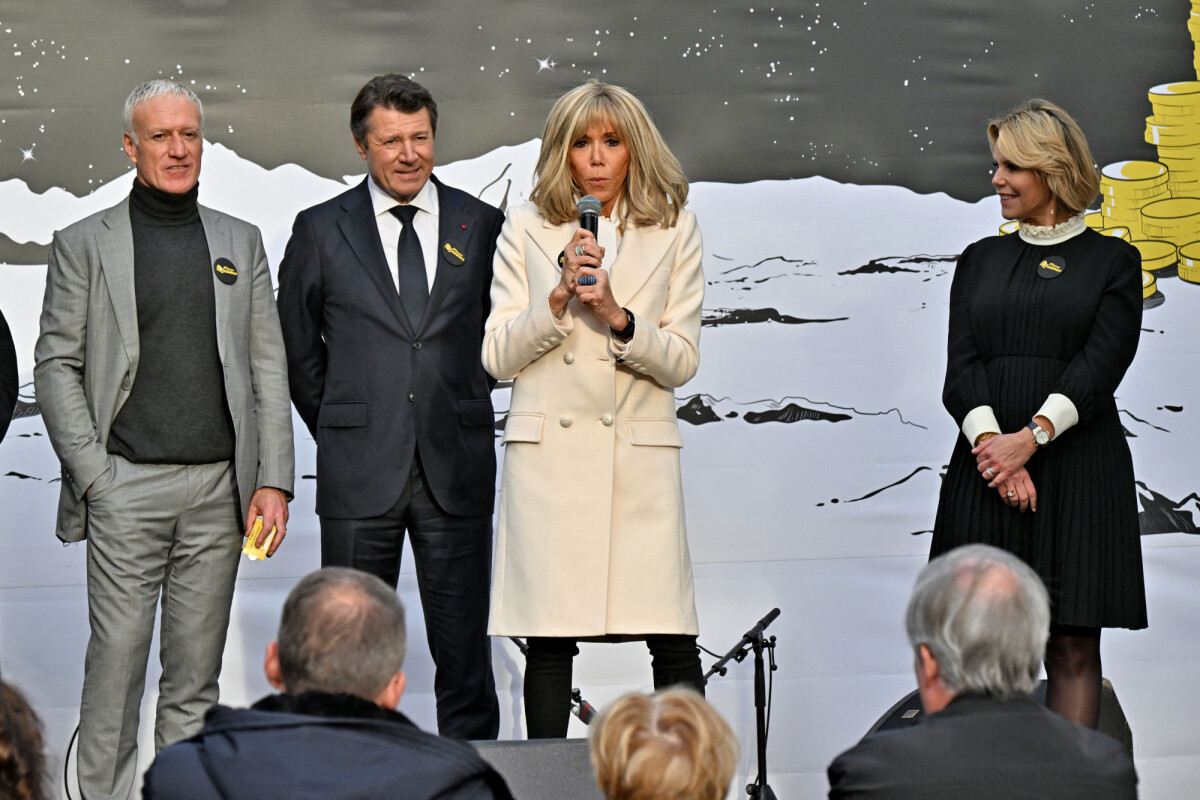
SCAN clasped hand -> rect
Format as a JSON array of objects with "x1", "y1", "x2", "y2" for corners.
[
  {"x1": 551, "y1": 229, "x2": 626, "y2": 330},
  {"x1": 972, "y1": 432, "x2": 1038, "y2": 512}
]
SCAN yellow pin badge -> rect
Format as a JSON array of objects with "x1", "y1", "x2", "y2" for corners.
[
  {"x1": 242, "y1": 516, "x2": 277, "y2": 561},
  {"x1": 214, "y1": 257, "x2": 239, "y2": 285},
  {"x1": 441, "y1": 240, "x2": 466, "y2": 265}
]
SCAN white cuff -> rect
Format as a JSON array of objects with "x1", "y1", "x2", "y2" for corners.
[
  {"x1": 962, "y1": 406, "x2": 1001, "y2": 446},
  {"x1": 1035, "y1": 393, "x2": 1078, "y2": 438}
]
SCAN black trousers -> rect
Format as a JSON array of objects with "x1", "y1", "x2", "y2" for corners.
[
  {"x1": 523, "y1": 634, "x2": 704, "y2": 739},
  {"x1": 321, "y1": 451, "x2": 499, "y2": 740}
]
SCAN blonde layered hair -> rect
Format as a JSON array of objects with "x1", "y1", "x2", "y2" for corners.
[
  {"x1": 987, "y1": 99, "x2": 1101, "y2": 217},
  {"x1": 590, "y1": 689, "x2": 738, "y2": 800},
  {"x1": 531, "y1": 81, "x2": 688, "y2": 228}
]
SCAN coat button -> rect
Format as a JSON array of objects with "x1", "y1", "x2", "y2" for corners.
[
  {"x1": 559, "y1": 416, "x2": 573, "y2": 427},
  {"x1": 563, "y1": 352, "x2": 575, "y2": 364},
  {"x1": 121, "y1": 376, "x2": 131, "y2": 391},
  {"x1": 408, "y1": 393, "x2": 415, "y2": 402},
  {"x1": 413, "y1": 342, "x2": 422, "y2": 350},
  {"x1": 601, "y1": 414, "x2": 614, "y2": 426}
]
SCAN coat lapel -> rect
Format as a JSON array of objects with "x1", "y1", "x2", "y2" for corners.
[
  {"x1": 338, "y1": 179, "x2": 414, "y2": 335},
  {"x1": 422, "y1": 175, "x2": 473, "y2": 332},
  {"x1": 199, "y1": 206, "x2": 233, "y2": 363},
  {"x1": 605, "y1": 222, "x2": 674, "y2": 307},
  {"x1": 96, "y1": 200, "x2": 140, "y2": 369}
]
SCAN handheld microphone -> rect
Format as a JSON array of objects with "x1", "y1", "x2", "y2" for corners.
[
  {"x1": 576, "y1": 196, "x2": 603, "y2": 285},
  {"x1": 578, "y1": 195, "x2": 601, "y2": 237},
  {"x1": 571, "y1": 688, "x2": 598, "y2": 724}
]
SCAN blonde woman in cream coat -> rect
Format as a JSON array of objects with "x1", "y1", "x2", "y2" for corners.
[{"x1": 483, "y1": 80, "x2": 705, "y2": 739}]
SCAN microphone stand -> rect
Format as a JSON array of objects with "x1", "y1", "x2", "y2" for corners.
[{"x1": 704, "y1": 609, "x2": 780, "y2": 800}]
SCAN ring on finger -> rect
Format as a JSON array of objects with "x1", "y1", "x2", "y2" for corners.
[
  {"x1": 1006, "y1": 490, "x2": 1015, "y2": 498},
  {"x1": 984, "y1": 467, "x2": 995, "y2": 479},
  {"x1": 575, "y1": 244, "x2": 587, "y2": 257}
]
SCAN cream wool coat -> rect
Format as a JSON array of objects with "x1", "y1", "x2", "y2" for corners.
[{"x1": 483, "y1": 202, "x2": 704, "y2": 638}]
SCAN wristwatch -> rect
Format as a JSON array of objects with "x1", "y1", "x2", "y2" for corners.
[
  {"x1": 611, "y1": 308, "x2": 635, "y2": 341},
  {"x1": 1026, "y1": 421, "x2": 1051, "y2": 447}
]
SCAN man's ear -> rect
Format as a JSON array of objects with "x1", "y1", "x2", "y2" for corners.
[
  {"x1": 375, "y1": 671, "x2": 407, "y2": 710},
  {"x1": 264, "y1": 641, "x2": 286, "y2": 691},
  {"x1": 917, "y1": 644, "x2": 941, "y2": 689}
]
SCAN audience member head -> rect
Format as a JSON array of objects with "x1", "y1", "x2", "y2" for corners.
[
  {"x1": 265, "y1": 567, "x2": 408, "y2": 708},
  {"x1": 987, "y1": 98, "x2": 1100, "y2": 218},
  {"x1": 906, "y1": 544, "x2": 1050, "y2": 711},
  {"x1": 589, "y1": 688, "x2": 738, "y2": 800},
  {"x1": 531, "y1": 79, "x2": 688, "y2": 228},
  {"x1": 0, "y1": 680, "x2": 50, "y2": 800}
]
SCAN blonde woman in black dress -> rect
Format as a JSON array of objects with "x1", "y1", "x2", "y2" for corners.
[{"x1": 932, "y1": 99, "x2": 1145, "y2": 729}]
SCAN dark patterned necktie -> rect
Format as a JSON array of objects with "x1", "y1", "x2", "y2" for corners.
[{"x1": 389, "y1": 205, "x2": 427, "y2": 326}]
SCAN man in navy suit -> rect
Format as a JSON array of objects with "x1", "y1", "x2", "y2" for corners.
[
  {"x1": 276, "y1": 74, "x2": 501, "y2": 740},
  {"x1": 827, "y1": 544, "x2": 1137, "y2": 799}
]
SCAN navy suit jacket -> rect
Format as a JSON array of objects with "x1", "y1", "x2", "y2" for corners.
[
  {"x1": 827, "y1": 694, "x2": 1137, "y2": 799},
  {"x1": 277, "y1": 176, "x2": 502, "y2": 519}
]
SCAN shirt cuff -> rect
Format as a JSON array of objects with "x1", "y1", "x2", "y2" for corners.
[
  {"x1": 1035, "y1": 393, "x2": 1078, "y2": 438},
  {"x1": 962, "y1": 406, "x2": 1001, "y2": 446}
]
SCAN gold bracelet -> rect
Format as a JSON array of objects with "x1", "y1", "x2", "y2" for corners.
[{"x1": 973, "y1": 431, "x2": 999, "y2": 447}]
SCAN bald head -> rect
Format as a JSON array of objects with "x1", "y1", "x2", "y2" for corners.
[{"x1": 274, "y1": 568, "x2": 407, "y2": 701}]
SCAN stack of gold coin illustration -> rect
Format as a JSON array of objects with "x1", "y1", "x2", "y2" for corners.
[
  {"x1": 1085, "y1": 211, "x2": 1105, "y2": 229},
  {"x1": 999, "y1": 220, "x2": 1019, "y2": 236},
  {"x1": 1130, "y1": 239, "x2": 1179, "y2": 274},
  {"x1": 1099, "y1": 226, "x2": 1132, "y2": 241},
  {"x1": 1099, "y1": 161, "x2": 1171, "y2": 238},
  {"x1": 1140, "y1": 196, "x2": 1200, "y2": 248},
  {"x1": 1178, "y1": 240, "x2": 1200, "y2": 283},
  {"x1": 1147, "y1": 82, "x2": 1200, "y2": 194}
]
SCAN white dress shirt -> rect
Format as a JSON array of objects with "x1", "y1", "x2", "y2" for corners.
[{"x1": 366, "y1": 175, "x2": 440, "y2": 293}]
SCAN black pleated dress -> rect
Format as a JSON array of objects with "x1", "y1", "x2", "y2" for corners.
[{"x1": 931, "y1": 227, "x2": 1147, "y2": 629}]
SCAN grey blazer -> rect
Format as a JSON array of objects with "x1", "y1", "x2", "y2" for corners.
[{"x1": 34, "y1": 196, "x2": 294, "y2": 543}]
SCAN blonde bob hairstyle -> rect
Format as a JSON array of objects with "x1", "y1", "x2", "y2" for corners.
[
  {"x1": 530, "y1": 80, "x2": 689, "y2": 229},
  {"x1": 987, "y1": 99, "x2": 1100, "y2": 218},
  {"x1": 589, "y1": 689, "x2": 739, "y2": 800}
]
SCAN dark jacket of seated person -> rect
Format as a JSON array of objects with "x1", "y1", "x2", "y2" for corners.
[
  {"x1": 827, "y1": 692, "x2": 1136, "y2": 800},
  {"x1": 142, "y1": 690, "x2": 513, "y2": 800}
]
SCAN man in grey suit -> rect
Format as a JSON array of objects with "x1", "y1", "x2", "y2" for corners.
[
  {"x1": 34, "y1": 80, "x2": 293, "y2": 800},
  {"x1": 827, "y1": 544, "x2": 1137, "y2": 799}
]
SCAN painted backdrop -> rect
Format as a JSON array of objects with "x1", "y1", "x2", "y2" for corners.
[{"x1": 2, "y1": 1, "x2": 1199, "y2": 797}]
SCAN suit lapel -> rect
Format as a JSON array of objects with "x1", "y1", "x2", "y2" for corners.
[
  {"x1": 338, "y1": 179, "x2": 414, "y2": 335},
  {"x1": 96, "y1": 200, "x2": 140, "y2": 368},
  {"x1": 423, "y1": 175, "x2": 473, "y2": 332},
  {"x1": 199, "y1": 206, "x2": 232, "y2": 363}
]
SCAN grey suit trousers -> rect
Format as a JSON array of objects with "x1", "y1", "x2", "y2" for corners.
[{"x1": 78, "y1": 455, "x2": 241, "y2": 800}]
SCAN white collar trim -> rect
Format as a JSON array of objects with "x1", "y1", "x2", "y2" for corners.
[{"x1": 1017, "y1": 212, "x2": 1087, "y2": 245}]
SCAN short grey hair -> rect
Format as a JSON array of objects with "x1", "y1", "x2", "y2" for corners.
[
  {"x1": 906, "y1": 544, "x2": 1049, "y2": 700},
  {"x1": 122, "y1": 80, "x2": 203, "y2": 139},
  {"x1": 277, "y1": 567, "x2": 407, "y2": 700}
]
